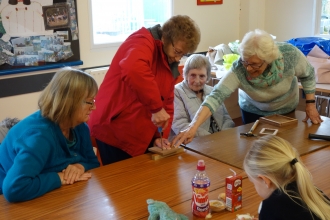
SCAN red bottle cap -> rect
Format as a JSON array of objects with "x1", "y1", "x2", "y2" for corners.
[{"x1": 197, "y1": 160, "x2": 205, "y2": 171}]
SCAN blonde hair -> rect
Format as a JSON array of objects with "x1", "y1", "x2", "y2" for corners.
[
  {"x1": 38, "y1": 67, "x2": 98, "y2": 126},
  {"x1": 244, "y1": 135, "x2": 330, "y2": 220},
  {"x1": 238, "y1": 29, "x2": 280, "y2": 64}
]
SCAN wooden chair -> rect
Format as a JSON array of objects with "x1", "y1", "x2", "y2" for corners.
[{"x1": 90, "y1": 136, "x2": 103, "y2": 166}]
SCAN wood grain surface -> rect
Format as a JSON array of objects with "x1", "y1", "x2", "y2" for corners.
[
  {"x1": 1, "y1": 111, "x2": 329, "y2": 220},
  {"x1": 171, "y1": 146, "x2": 330, "y2": 220},
  {"x1": 185, "y1": 111, "x2": 330, "y2": 169},
  {"x1": 259, "y1": 114, "x2": 297, "y2": 127},
  {"x1": 0, "y1": 150, "x2": 245, "y2": 220}
]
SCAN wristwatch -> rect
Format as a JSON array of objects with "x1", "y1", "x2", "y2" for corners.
[{"x1": 306, "y1": 100, "x2": 316, "y2": 104}]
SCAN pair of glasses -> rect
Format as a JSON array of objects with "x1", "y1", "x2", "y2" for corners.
[
  {"x1": 240, "y1": 59, "x2": 265, "y2": 69},
  {"x1": 171, "y1": 41, "x2": 185, "y2": 57},
  {"x1": 84, "y1": 99, "x2": 95, "y2": 107}
]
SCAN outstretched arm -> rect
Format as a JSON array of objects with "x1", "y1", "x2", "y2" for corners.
[{"x1": 171, "y1": 105, "x2": 212, "y2": 147}]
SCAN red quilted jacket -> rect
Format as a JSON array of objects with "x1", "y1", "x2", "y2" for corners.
[{"x1": 88, "y1": 27, "x2": 176, "y2": 157}]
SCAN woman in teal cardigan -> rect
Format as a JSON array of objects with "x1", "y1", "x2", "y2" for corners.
[
  {"x1": 172, "y1": 29, "x2": 322, "y2": 147},
  {"x1": 0, "y1": 67, "x2": 100, "y2": 202}
]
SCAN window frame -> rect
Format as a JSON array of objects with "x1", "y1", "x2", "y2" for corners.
[
  {"x1": 314, "y1": 0, "x2": 330, "y2": 38},
  {"x1": 88, "y1": 0, "x2": 173, "y2": 49}
]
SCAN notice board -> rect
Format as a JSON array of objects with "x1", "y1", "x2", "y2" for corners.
[{"x1": 0, "y1": 0, "x2": 81, "y2": 76}]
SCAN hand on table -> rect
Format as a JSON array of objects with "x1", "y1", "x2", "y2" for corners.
[
  {"x1": 154, "y1": 138, "x2": 171, "y2": 150},
  {"x1": 151, "y1": 108, "x2": 170, "y2": 129},
  {"x1": 78, "y1": 172, "x2": 93, "y2": 181},
  {"x1": 303, "y1": 104, "x2": 323, "y2": 124},
  {"x1": 58, "y1": 171, "x2": 92, "y2": 185},
  {"x1": 171, "y1": 127, "x2": 197, "y2": 148},
  {"x1": 61, "y1": 163, "x2": 85, "y2": 184}
]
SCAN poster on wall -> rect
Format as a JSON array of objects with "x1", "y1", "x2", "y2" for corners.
[
  {"x1": 0, "y1": 0, "x2": 53, "y2": 37},
  {"x1": 197, "y1": 0, "x2": 223, "y2": 5},
  {"x1": 42, "y1": 3, "x2": 70, "y2": 30},
  {"x1": 0, "y1": 0, "x2": 81, "y2": 75}
]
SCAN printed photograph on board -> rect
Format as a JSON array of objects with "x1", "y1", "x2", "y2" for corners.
[{"x1": 42, "y1": 3, "x2": 70, "y2": 30}]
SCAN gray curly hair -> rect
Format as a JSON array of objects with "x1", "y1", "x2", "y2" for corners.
[
  {"x1": 0, "y1": 117, "x2": 20, "y2": 129},
  {"x1": 0, "y1": 117, "x2": 20, "y2": 144}
]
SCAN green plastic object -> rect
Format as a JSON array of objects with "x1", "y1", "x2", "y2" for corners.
[{"x1": 223, "y1": 54, "x2": 240, "y2": 70}]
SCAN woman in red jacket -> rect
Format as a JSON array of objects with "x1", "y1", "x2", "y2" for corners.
[{"x1": 88, "y1": 15, "x2": 201, "y2": 165}]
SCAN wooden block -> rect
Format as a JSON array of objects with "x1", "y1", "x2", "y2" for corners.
[
  {"x1": 148, "y1": 146, "x2": 181, "y2": 156},
  {"x1": 259, "y1": 114, "x2": 297, "y2": 127},
  {"x1": 149, "y1": 147, "x2": 184, "y2": 160}
]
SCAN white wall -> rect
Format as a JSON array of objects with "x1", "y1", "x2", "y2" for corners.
[
  {"x1": 239, "y1": 0, "x2": 265, "y2": 38},
  {"x1": 0, "y1": 92, "x2": 40, "y2": 119},
  {"x1": 77, "y1": 0, "x2": 241, "y2": 69},
  {"x1": 238, "y1": 0, "x2": 314, "y2": 41},
  {"x1": 264, "y1": 0, "x2": 315, "y2": 41},
  {"x1": 0, "y1": 0, "x2": 318, "y2": 119}
]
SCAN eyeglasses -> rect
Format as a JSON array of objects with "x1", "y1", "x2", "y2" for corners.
[
  {"x1": 171, "y1": 41, "x2": 185, "y2": 57},
  {"x1": 240, "y1": 59, "x2": 265, "y2": 69},
  {"x1": 84, "y1": 99, "x2": 95, "y2": 107}
]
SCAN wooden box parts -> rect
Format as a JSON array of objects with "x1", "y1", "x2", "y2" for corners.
[{"x1": 259, "y1": 114, "x2": 298, "y2": 127}]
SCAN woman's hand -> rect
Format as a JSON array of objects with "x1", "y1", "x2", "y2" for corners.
[
  {"x1": 154, "y1": 138, "x2": 171, "y2": 149},
  {"x1": 171, "y1": 106, "x2": 212, "y2": 147},
  {"x1": 151, "y1": 108, "x2": 170, "y2": 128},
  {"x1": 62, "y1": 163, "x2": 85, "y2": 184},
  {"x1": 58, "y1": 171, "x2": 92, "y2": 185},
  {"x1": 78, "y1": 172, "x2": 92, "y2": 181},
  {"x1": 303, "y1": 103, "x2": 323, "y2": 124},
  {"x1": 171, "y1": 126, "x2": 197, "y2": 148}
]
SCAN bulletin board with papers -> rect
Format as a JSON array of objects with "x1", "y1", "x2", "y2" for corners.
[{"x1": 0, "y1": 0, "x2": 81, "y2": 76}]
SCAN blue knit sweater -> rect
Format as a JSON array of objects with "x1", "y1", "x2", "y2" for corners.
[{"x1": 0, "y1": 111, "x2": 100, "y2": 202}]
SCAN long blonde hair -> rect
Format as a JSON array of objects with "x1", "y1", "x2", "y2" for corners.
[{"x1": 244, "y1": 135, "x2": 330, "y2": 220}]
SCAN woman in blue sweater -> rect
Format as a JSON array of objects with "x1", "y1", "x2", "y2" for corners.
[{"x1": 0, "y1": 67, "x2": 100, "y2": 202}]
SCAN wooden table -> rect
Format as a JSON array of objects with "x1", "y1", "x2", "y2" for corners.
[
  {"x1": 0, "y1": 150, "x2": 245, "y2": 220},
  {"x1": 2, "y1": 145, "x2": 327, "y2": 220},
  {"x1": 171, "y1": 146, "x2": 330, "y2": 219},
  {"x1": 185, "y1": 111, "x2": 330, "y2": 169},
  {"x1": 1, "y1": 114, "x2": 329, "y2": 220}
]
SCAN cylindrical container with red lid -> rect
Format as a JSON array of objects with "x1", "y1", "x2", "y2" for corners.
[{"x1": 191, "y1": 159, "x2": 210, "y2": 217}]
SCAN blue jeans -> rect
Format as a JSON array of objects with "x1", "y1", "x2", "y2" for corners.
[
  {"x1": 240, "y1": 109, "x2": 262, "y2": 124},
  {"x1": 240, "y1": 108, "x2": 296, "y2": 124}
]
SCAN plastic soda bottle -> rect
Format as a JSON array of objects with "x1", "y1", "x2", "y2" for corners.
[{"x1": 191, "y1": 159, "x2": 210, "y2": 217}]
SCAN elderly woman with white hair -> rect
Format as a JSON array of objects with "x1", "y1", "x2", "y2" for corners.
[
  {"x1": 171, "y1": 54, "x2": 235, "y2": 138},
  {"x1": 172, "y1": 29, "x2": 322, "y2": 146}
]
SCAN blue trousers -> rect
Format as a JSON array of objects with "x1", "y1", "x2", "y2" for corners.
[
  {"x1": 95, "y1": 139, "x2": 132, "y2": 165},
  {"x1": 240, "y1": 109, "x2": 262, "y2": 124},
  {"x1": 240, "y1": 108, "x2": 295, "y2": 124}
]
